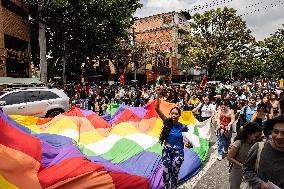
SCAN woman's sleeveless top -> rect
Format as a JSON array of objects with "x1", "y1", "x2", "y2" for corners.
[{"x1": 220, "y1": 111, "x2": 232, "y2": 127}]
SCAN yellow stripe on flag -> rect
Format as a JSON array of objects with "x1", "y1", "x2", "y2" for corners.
[{"x1": 0, "y1": 176, "x2": 20, "y2": 189}]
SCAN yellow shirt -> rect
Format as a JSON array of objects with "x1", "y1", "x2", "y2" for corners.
[{"x1": 188, "y1": 98, "x2": 201, "y2": 114}]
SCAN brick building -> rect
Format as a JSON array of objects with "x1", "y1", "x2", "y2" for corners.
[
  {"x1": 0, "y1": 0, "x2": 31, "y2": 78},
  {"x1": 131, "y1": 11, "x2": 191, "y2": 84}
]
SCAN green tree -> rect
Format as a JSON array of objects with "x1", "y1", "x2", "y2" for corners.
[
  {"x1": 260, "y1": 27, "x2": 284, "y2": 78},
  {"x1": 181, "y1": 7, "x2": 259, "y2": 79},
  {"x1": 28, "y1": 0, "x2": 142, "y2": 81},
  {"x1": 108, "y1": 40, "x2": 166, "y2": 77}
]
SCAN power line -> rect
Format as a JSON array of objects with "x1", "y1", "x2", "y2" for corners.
[
  {"x1": 245, "y1": 1, "x2": 264, "y2": 9},
  {"x1": 240, "y1": 0, "x2": 284, "y2": 17},
  {"x1": 183, "y1": 0, "x2": 284, "y2": 19},
  {"x1": 186, "y1": 0, "x2": 235, "y2": 13}
]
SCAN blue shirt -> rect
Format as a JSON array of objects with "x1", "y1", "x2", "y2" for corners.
[
  {"x1": 166, "y1": 122, "x2": 188, "y2": 147},
  {"x1": 241, "y1": 106, "x2": 257, "y2": 122}
]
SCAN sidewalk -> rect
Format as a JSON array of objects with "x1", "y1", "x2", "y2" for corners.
[{"x1": 179, "y1": 129, "x2": 231, "y2": 189}]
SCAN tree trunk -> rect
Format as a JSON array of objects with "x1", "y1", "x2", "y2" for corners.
[{"x1": 38, "y1": 0, "x2": 47, "y2": 83}]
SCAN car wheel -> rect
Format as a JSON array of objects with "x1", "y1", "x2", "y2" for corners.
[{"x1": 46, "y1": 109, "x2": 63, "y2": 118}]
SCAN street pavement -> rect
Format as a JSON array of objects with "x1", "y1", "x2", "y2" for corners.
[{"x1": 178, "y1": 128, "x2": 232, "y2": 189}]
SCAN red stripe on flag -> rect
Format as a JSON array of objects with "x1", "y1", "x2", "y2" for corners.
[
  {"x1": 0, "y1": 116, "x2": 42, "y2": 162},
  {"x1": 113, "y1": 109, "x2": 142, "y2": 125},
  {"x1": 38, "y1": 157, "x2": 105, "y2": 188},
  {"x1": 109, "y1": 172, "x2": 150, "y2": 189}
]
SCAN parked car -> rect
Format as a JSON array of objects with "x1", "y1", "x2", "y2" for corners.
[{"x1": 0, "y1": 88, "x2": 70, "y2": 117}]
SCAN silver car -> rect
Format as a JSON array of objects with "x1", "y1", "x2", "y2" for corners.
[{"x1": 0, "y1": 88, "x2": 70, "y2": 117}]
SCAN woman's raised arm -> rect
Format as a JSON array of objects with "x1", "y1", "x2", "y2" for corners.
[{"x1": 155, "y1": 87, "x2": 167, "y2": 122}]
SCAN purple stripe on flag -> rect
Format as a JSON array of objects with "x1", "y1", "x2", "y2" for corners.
[
  {"x1": 80, "y1": 109, "x2": 95, "y2": 116},
  {"x1": 117, "y1": 151, "x2": 161, "y2": 178},
  {"x1": 41, "y1": 141, "x2": 84, "y2": 167}
]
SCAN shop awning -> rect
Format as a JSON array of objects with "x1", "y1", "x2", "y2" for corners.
[{"x1": 0, "y1": 77, "x2": 43, "y2": 85}]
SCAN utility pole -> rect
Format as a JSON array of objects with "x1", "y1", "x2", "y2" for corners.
[
  {"x1": 38, "y1": 0, "x2": 47, "y2": 84},
  {"x1": 132, "y1": 27, "x2": 136, "y2": 81}
]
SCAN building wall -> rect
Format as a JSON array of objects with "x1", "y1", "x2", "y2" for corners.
[
  {"x1": 0, "y1": 0, "x2": 30, "y2": 77},
  {"x1": 2, "y1": 7, "x2": 30, "y2": 42},
  {"x1": 134, "y1": 13, "x2": 174, "y2": 32},
  {"x1": 0, "y1": 5, "x2": 5, "y2": 76},
  {"x1": 132, "y1": 12, "x2": 190, "y2": 81},
  {"x1": 135, "y1": 28, "x2": 174, "y2": 52}
]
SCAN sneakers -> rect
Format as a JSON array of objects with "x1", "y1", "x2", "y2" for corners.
[{"x1": 217, "y1": 154, "x2": 222, "y2": 161}]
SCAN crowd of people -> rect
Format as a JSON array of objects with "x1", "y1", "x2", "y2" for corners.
[{"x1": 62, "y1": 78, "x2": 284, "y2": 189}]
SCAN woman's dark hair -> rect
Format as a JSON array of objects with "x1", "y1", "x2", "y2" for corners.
[
  {"x1": 219, "y1": 100, "x2": 229, "y2": 107},
  {"x1": 257, "y1": 102, "x2": 269, "y2": 113},
  {"x1": 234, "y1": 122, "x2": 262, "y2": 142},
  {"x1": 238, "y1": 100, "x2": 246, "y2": 108},
  {"x1": 265, "y1": 115, "x2": 284, "y2": 131},
  {"x1": 159, "y1": 107, "x2": 181, "y2": 144}
]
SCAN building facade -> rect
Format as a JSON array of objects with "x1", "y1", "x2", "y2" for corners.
[
  {"x1": 131, "y1": 11, "x2": 191, "y2": 84},
  {"x1": 0, "y1": 0, "x2": 31, "y2": 78}
]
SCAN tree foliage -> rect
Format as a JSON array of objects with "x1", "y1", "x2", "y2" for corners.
[
  {"x1": 108, "y1": 40, "x2": 167, "y2": 75},
  {"x1": 260, "y1": 26, "x2": 284, "y2": 78},
  {"x1": 28, "y1": 0, "x2": 142, "y2": 81},
  {"x1": 181, "y1": 7, "x2": 261, "y2": 78}
]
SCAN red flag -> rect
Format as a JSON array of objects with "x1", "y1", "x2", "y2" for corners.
[
  {"x1": 200, "y1": 74, "x2": 208, "y2": 86},
  {"x1": 119, "y1": 72, "x2": 125, "y2": 83}
]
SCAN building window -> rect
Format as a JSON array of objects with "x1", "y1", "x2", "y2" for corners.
[
  {"x1": 1, "y1": 0, "x2": 28, "y2": 20},
  {"x1": 4, "y1": 34, "x2": 30, "y2": 77},
  {"x1": 178, "y1": 45, "x2": 185, "y2": 54},
  {"x1": 177, "y1": 32, "x2": 183, "y2": 39},
  {"x1": 4, "y1": 34, "x2": 28, "y2": 52}
]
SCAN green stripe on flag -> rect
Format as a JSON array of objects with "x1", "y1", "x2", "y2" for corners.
[
  {"x1": 101, "y1": 138, "x2": 144, "y2": 163},
  {"x1": 106, "y1": 103, "x2": 120, "y2": 117},
  {"x1": 193, "y1": 138, "x2": 209, "y2": 162},
  {"x1": 147, "y1": 142, "x2": 162, "y2": 155}
]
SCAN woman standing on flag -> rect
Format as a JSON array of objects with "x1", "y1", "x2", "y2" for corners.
[{"x1": 155, "y1": 86, "x2": 189, "y2": 189}]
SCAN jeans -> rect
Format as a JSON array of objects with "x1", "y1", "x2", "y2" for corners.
[
  {"x1": 217, "y1": 132, "x2": 231, "y2": 156},
  {"x1": 79, "y1": 99, "x2": 89, "y2": 110}
]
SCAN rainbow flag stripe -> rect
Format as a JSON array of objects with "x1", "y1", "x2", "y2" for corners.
[{"x1": 0, "y1": 100, "x2": 210, "y2": 189}]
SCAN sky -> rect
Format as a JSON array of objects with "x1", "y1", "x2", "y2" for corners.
[{"x1": 135, "y1": 0, "x2": 284, "y2": 40}]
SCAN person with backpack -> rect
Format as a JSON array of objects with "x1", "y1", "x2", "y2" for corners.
[
  {"x1": 239, "y1": 96, "x2": 257, "y2": 130},
  {"x1": 243, "y1": 116, "x2": 284, "y2": 189},
  {"x1": 227, "y1": 122, "x2": 262, "y2": 189}
]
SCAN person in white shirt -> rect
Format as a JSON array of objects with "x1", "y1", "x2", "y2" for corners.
[{"x1": 193, "y1": 96, "x2": 215, "y2": 122}]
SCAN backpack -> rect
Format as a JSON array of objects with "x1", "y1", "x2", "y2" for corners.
[{"x1": 240, "y1": 106, "x2": 248, "y2": 127}]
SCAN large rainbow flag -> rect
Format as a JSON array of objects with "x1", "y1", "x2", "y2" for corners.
[{"x1": 0, "y1": 100, "x2": 211, "y2": 189}]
